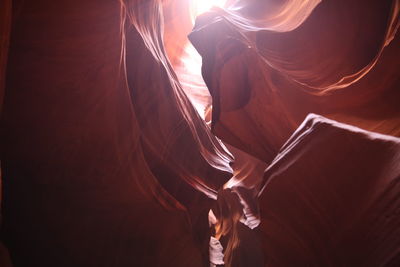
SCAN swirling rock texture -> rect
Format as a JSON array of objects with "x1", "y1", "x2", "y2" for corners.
[{"x1": 0, "y1": 0, "x2": 399, "y2": 266}]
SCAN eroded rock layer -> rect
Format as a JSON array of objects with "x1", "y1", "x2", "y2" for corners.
[{"x1": 0, "y1": 0, "x2": 399, "y2": 266}]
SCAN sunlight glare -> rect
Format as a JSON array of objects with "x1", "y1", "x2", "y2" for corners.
[{"x1": 191, "y1": 0, "x2": 227, "y2": 17}]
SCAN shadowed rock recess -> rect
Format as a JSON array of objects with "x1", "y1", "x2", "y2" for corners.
[{"x1": 0, "y1": 0, "x2": 399, "y2": 266}]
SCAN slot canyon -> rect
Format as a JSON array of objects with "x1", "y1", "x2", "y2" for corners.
[{"x1": 0, "y1": 0, "x2": 399, "y2": 266}]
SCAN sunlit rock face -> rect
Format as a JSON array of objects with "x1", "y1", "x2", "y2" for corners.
[
  {"x1": 0, "y1": 0, "x2": 399, "y2": 266},
  {"x1": 190, "y1": 0, "x2": 400, "y2": 162}
]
